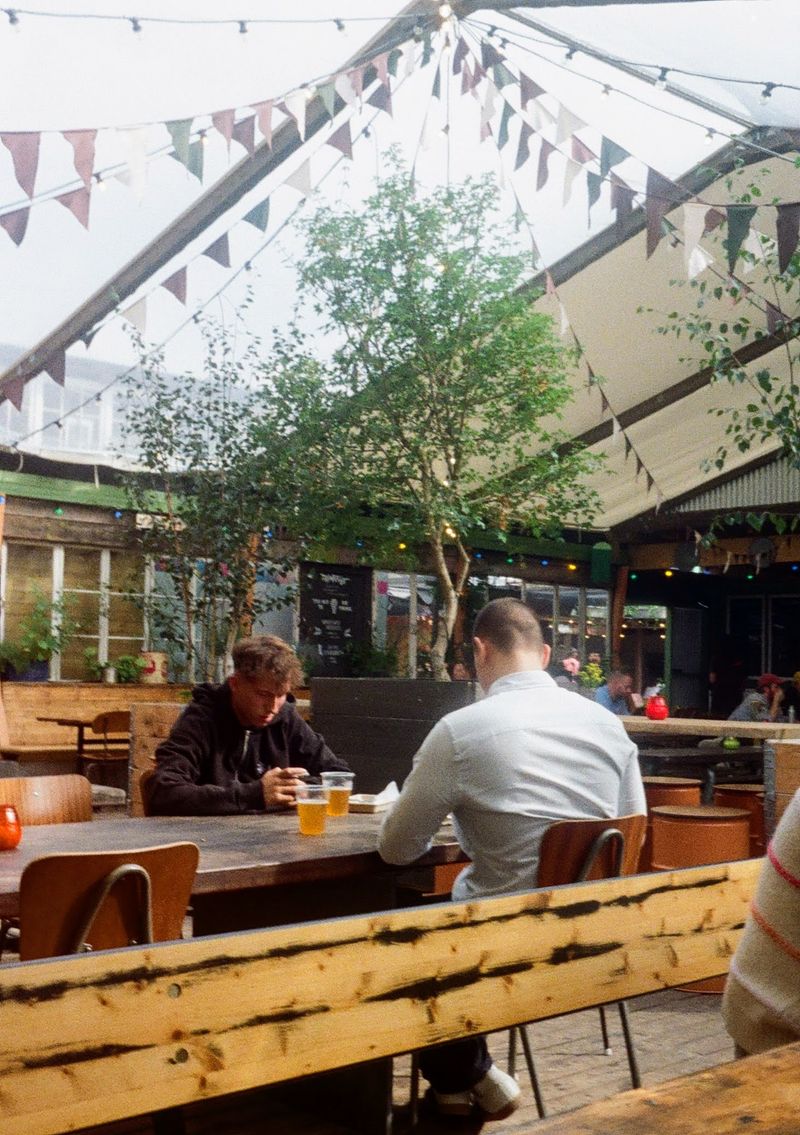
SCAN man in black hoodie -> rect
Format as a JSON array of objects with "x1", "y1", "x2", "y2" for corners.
[{"x1": 145, "y1": 635, "x2": 349, "y2": 815}]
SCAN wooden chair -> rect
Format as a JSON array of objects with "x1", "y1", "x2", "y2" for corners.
[
  {"x1": 510, "y1": 813, "x2": 647, "y2": 1117},
  {"x1": 80, "y1": 710, "x2": 131, "y2": 789},
  {"x1": 18, "y1": 841, "x2": 199, "y2": 1135},
  {"x1": 129, "y1": 703, "x2": 184, "y2": 816}
]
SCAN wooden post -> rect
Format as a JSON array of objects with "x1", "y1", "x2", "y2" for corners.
[{"x1": 610, "y1": 564, "x2": 629, "y2": 667}]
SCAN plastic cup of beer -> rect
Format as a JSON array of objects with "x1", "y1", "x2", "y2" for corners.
[
  {"x1": 296, "y1": 783, "x2": 328, "y2": 836},
  {"x1": 321, "y1": 771, "x2": 355, "y2": 817}
]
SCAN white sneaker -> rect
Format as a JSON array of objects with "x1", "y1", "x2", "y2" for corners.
[
  {"x1": 472, "y1": 1064, "x2": 521, "y2": 1120},
  {"x1": 431, "y1": 1089, "x2": 473, "y2": 1117}
]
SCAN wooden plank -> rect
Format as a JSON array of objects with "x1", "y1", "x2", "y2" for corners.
[
  {"x1": 530, "y1": 1039, "x2": 800, "y2": 1134},
  {"x1": 0, "y1": 859, "x2": 759, "y2": 1135},
  {"x1": 624, "y1": 717, "x2": 800, "y2": 741}
]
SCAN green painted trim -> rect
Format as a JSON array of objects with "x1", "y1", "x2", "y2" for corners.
[
  {"x1": 0, "y1": 472, "x2": 131, "y2": 510},
  {"x1": 467, "y1": 532, "x2": 593, "y2": 561}
]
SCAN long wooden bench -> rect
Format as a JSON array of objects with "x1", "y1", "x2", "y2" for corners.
[
  {"x1": 0, "y1": 858, "x2": 759, "y2": 1135},
  {"x1": 0, "y1": 681, "x2": 191, "y2": 771}
]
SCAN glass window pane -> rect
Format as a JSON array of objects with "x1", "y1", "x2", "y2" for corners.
[
  {"x1": 110, "y1": 549, "x2": 143, "y2": 593},
  {"x1": 524, "y1": 583, "x2": 554, "y2": 648},
  {"x1": 62, "y1": 590, "x2": 99, "y2": 635},
  {"x1": 63, "y1": 548, "x2": 101, "y2": 590},
  {"x1": 3, "y1": 545, "x2": 52, "y2": 638},
  {"x1": 556, "y1": 585, "x2": 580, "y2": 654},
  {"x1": 108, "y1": 593, "x2": 143, "y2": 637},
  {"x1": 585, "y1": 589, "x2": 609, "y2": 662}
]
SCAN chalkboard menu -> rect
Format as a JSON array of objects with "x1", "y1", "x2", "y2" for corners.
[{"x1": 299, "y1": 564, "x2": 372, "y2": 677}]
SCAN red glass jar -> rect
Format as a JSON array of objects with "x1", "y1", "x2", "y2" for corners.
[
  {"x1": 646, "y1": 695, "x2": 670, "y2": 721},
  {"x1": 0, "y1": 804, "x2": 21, "y2": 849}
]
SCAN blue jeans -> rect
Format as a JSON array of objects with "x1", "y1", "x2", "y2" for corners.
[{"x1": 419, "y1": 1036, "x2": 492, "y2": 1093}]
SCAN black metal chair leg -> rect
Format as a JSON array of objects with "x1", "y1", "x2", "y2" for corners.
[
  {"x1": 599, "y1": 1005, "x2": 612, "y2": 1055},
  {"x1": 507, "y1": 1024, "x2": 518, "y2": 1077},
  {"x1": 617, "y1": 1000, "x2": 642, "y2": 1089},
  {"x1": 518, "y1": 1024, "x2": 547, "y2": 1119}
]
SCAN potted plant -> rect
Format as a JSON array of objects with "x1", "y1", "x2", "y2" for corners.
[{"x1": 1, "y1": 591, "x2": 80, "y2": 681}]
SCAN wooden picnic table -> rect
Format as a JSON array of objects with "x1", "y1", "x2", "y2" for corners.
[
  {"x1": 35, "y1": 714, "x2": 129, "y2": 758},
  {"x1": 0, "y1": 810, "x2": 465, "y2": 931},
  {"x1": 621, "y1": 716, "x2": 800, "y2": 741}
]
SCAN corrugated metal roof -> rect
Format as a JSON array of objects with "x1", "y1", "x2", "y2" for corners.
[{"x1": 674, "y1": 453, "x2": 800, "y2": 513}]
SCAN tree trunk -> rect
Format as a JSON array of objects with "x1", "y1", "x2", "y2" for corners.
[{"x1": 429, "y1": 532, "x2": 471, "y2": 682}]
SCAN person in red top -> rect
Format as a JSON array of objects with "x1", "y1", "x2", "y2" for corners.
[{"x1": 146, "y1": 635, "x2": 349, "y2": 815}]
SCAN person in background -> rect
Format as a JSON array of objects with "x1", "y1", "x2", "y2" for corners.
[
  {"x1": 594, "y1": 669, "x2": 637, "y2": 715},
  {"x1": 728, "y1": 674, "x2": 784, "y2": 723},
  {"x1": 723, "y1": 788, "x2": 800, "y2": 1055},
  {"x1": 378, "y1": 598, "x2": 645, "y2": 1123},
  {"x1": 780, "y1": 672, "x2": 800, "y2": 722},
  {"x1": 146, "y1": 635, "x2": 349, "y2": 815}
]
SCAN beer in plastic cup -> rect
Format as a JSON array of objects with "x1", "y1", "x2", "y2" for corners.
[
  {"x1": 296, "y1": 783, "x2": 327, "y2": 835},
  {"x1": 321, "y1": 771, "x2": 355, "y2": 816}
]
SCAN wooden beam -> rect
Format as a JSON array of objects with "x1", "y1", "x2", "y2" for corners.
[{"x1": 0, "y1": 859, "x2": 758, "y2": 1135}]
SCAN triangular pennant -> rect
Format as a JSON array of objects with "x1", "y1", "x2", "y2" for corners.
[
  {"x1": 497, "y1": 101, "x2": 513, "y2": 149},
  {"x1": 285, "y1": 159, "x2": 312, "y2": 198},
  {"x1": 703, "y1": 207, "x2": 725, "y2": 235},
  {"x1": 348, "y1": 66, "x2": 365, "y2": 100},
  {"x1": 327, "y1": 122, "x2": 353, "y2": 159},
  {"x1": 513, "y1": 200, "x2": 525, "y2": 230},
  {"x1": 555, "y1": 105, "x2": 586, "y2": 146},
  {"x1": 519, "y1": 72, "x2": 545, "y2": 107},
  {"x1": 373, "y1": 52, "x2": 390, "y2": 87},
  {"x1": 655, "y1": 488, "x2": 664, "y2": 513},
  {"x1": 480, "y1": 83, "x2": 497, "y2": 131},
  {"x1": 62, "y1": 129, "x2": 97, "y2": 189},
  {"x1": 610, "y1": 175, "x2": 635, "y2": 228},
  {"x1": 687, "y1": 244, "x2": 713, "y2": 279},
  {"x1": 586, "y1": 171, "x2": 603, "y2": 215},
  {"x1": 537, "y1": 138, "x2": 555, "y2": 190},
  {"x1": 766, "y1": 301, "x2": 787, "y2": 335},
  {"x1": 645, "y1": 167, "x2": 676, "y2": 257},
  {"x1": 254, "y1": 101, "x2": 274, "y2": 146},
  {"x1": 421, "y1": 30, "x2": 433, "y2": 68},
  {"x1": 317, "y1": 82, "x2": 336, "y2": 121},
  {"x1": 162, "y1": 267, "x2": 187, "y2": 304},
  {"x1": 776, "y1": 203, "x2": 800, "y2": 274},
  {"x1": 599, "y1": 389, "x2": 610, "y2": 415},
  {"x1": 122, "y1": 297, "x2": 147, "y2": 334},
  {"x1": 545, "y1": 271, "x2": 557, "y2": 295},
  {"x1": 2, "y1": 374, "x2": 25, "y2": 411},
  {"x1": 493, "y1": 62, "x2": 516, "y2": 89},
  {"x1": 635, "y1": 454, "x2": 643, "y2": 477},
  {"x1": 432, "y1": 64, "x2": 441, "y2": 100},
  {"x1": 232, "y1": 115, "x2": 255, "y2": 155},
  {"x1": 481, "y1": 40, "x2": 505, "y2": 70},
  {"x1": 599, "y1": 136, "x2": 629, "y2": 178},
  {"x1": 646, "y1": 472, "x2": 654, "y2": 493},
  {"x1": 724, "y1": 205, "x2": 757, "y2": 273},
  {"x1": 43, "y1": 351, "x2": 66, "y2": 386},
  {"x1": 56, "y1": 185, "x2": 91, "y2": 228},
  {"x1": 0, "y1": 205, "x2": 30, "y2": 245},
  {"x1": 166, "y1": 120, "x2": 192, "y2": 168},
  {"x1": 586, "y1": 364, "x2": 596, "y2": 386},
  {"x1": 334, "y1": 72, "x2": 359, "y2": 106},
  {"x1": 514, "y1": 122, "x2": 533, "y2": 171},
  {"x1": 1, "y1": 132, "x2": 40, "y2": 197},
  {"x1": 364, "y1": 82, "x2": 392, "y2": 118},
  {"x1": 469, "y1": 60, "x2": 485, "y2": 92},
  {"x1": 387, "y1": 47, "x2": 402, "y2": 77},
  {"x1": 682, "y1": 202, "x2": 707, "y2": 268},
  {"x1": 611, "y1": 416, "x2": 621, "y2": 441},
  {"x1": 559, "y1": 301, "x2": 570, "y2": 336},
  {"x1": 572, "y1": 137, "x2": 596, "y2": 165},
  {"x1": 186, "y1": 139, "x2": 204, "y2": 181},
  {"x1": 284, "y1": 90, "x2": 309, "y2": 141},
  {"x1": 212, "y1": 109, "x2": 235, "y2": 149},
  {"x1": 624, "y1": 436, "x2": 632, "y2": 459},
  {"x1": 461, "y1": 59, "x2": 473, "y2": 96},
  {"x1": 452, "y1": 36, "x2": 468, "y2": 75},
  {"x1": 527, "y1": 100, "x2": 556, "y2": 132},
  {"x1": 243, "y1": 198, "x2": 270, "y2": 231},
  {"x1": 203, "y1": 233, "x2": 230, "y2": 268}
]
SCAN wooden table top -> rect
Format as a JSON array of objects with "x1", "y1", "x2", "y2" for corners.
[
  {"x1": 0, "y1": 811, "x2": 463, "y2": 918},
  {"x1": 532, "y1": 1039, "x2": 800, "y2": 1134},
  {"x1": 622, "y1": 716, "x2": 800, "y2": 740}
]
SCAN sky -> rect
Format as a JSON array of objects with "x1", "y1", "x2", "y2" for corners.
[{"x1": 0, "y1": 1, "x2": 798, "y2": 453}]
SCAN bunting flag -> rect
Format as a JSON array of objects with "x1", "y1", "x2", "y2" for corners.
[
  {"x1": 537, "y1": 139, "x2": 555, "y2": 190},
  {"x1": 232, "y1": 115, "x2": 255, "y2": 155},
  {"x1": 2, "y1": 374, "x2": 25, "y2": 412},
  {"x1": 56, "y1": 185, "x2": 91, "y2": 228},
  {"x1": 514, "y1": 122, "x2": 533, "y2": 171},
  {"x1": 682, "y1": 201, "x2": 707, "y2": 269},
  {"x1": 317, "y1": 82, "x2": 336, "y2": 121},
  {"x1": 212, "y1": 109, "x2": 235, "y2": 150},
  {"x1": 776, "y1": 203, "x2": 800, "y2": 274},
  {"x1": 452, "y1": 36, "x2": 468, "y2": 75},
  {"x1": 285, "y1": 159, "x2": 312, "y2": 197},
  {"x1": 367, "y1": 83, "x2": 392, "y2": 117},
  {"x1": 611, "y1": 416, "x2": 621, "y2": 441},
  {"x1": 0, "y1": 206, "x2": 30, "y2": 245},
  {"x1": 724, "y1": 205, "x2": 757, "y2": 273},
  {"x1": 481, "y1": 40, "x2": 504, "y2": 70},
  {"x1": 555, "y1": 105, "x2": 585, "y2": 146},
  {"x1": 497, "y1": 101, "x2": 513, "y2": 149},
  {"x1": 610, "y1": 175, "x2": 635, "y2": 228},
  {"x1": 645, "y1": 167, "x2": 677, "y2": 257},
  {"x1": 63, "y1": 130, "x2": 97, "y2": 190},
  {"x1": 166, "y1": 120, "x2": 193, "y2": 168},
  {"x1": 122, "y1": 297, "x2": 147, "y2": 333},
  {"x1": 162, "y1": 267, "x2": 187, "y2": 304},
  {"x1": 704, "y1": 207, "x2": 726, "y2": 235},
  {"x1": 493, "y1": 62, "x2": 516, "y2": 90},
  {"x1": 461, "y1": 59, "x2": 473, "y2": 96},
  {"x1": 1, "y1": 132, "x2": 40, "y2": 197},
  {"x1": 243, "y1": 198, "x2": 270, "y2": 231},
  {"x1": 519, "y1": 72, "x2": 545, "y2": 107},
  {"x1": 43, "y1": 351, "x2": 66, "y2": 386},
  {"x1": 687, "y1": 244, "x2": 713, "y2": 279},
  {"x1": 327, "y1": 122, "x2": 353, "y2": 160},
  {"x1": 563, "y1": 137, "x2": 595, "y2": 205},
  {"x1": 334, "y1": 72, "x2": 359, "y2": 107},
  {"x1": 586, "y1": 171, "x2": 602, "y2": 216},
  {"x1": 283, "y1": 90, "x2": 309, "y2": 141},
  {"x1": 432, "y1": 65, "x2": 441, "y2": 100},
  {"x1": 347, "y1": 66, "x2": 365, "y2": 100},
  {"x1": 373, "y1": 52, "x2": 390, "y2": 87},
  {"x1": 600, "y1": 137, "x2": 629, "y2": 178},
  {"x1": 203, "y1": 233, "x2": 230, "y2": 268},
  {"x1": 254, "y1": 100, "x2": 274, "y2": 146},
  {"x1": 766, "y1": 301, "x2": 787, "y2": 334}
]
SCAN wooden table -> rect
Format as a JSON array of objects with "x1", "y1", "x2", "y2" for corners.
[
  {"x1": 621, "y1": 716, "x2": 800, "y2": 741},
  {"x1": 35, "y1": 714, "x2": 129, "y2": 758},
  {"x1": 638, "y1": 745, "x2": 763, "y2": 802},
  {"x1": 0, "y1": 811, "x2": 465, "y2": 931},
  {"x1": 532, "y1": 1039, "x2": 800, "y2": 1134}
]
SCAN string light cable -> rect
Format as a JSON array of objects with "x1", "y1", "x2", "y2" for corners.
[{"x1": 1, "y1": 7, "x2": 421, "y2": 30}]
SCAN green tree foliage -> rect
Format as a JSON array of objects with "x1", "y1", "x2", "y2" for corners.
[
  {"x1": 254, "y1": 161, "x2": 601, "y2": 678},
  {"x1": 121, "y1": 324, "x2": 294, "y2": 682}
]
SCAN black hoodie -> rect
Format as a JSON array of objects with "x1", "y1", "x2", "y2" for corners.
[{"x1": 146, "y1": 682, "x2": 349, "y2": 815}]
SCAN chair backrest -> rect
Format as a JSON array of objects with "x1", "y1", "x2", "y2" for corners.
[
  {"x1": 537, "y1": 814, "x2": 647, "y2": 888},
  {"x1": 137, "y1": 767, "x2": 156, "y2": 816},
  {"x1": 90, "y1": 710, "x2": 131, "y2": 737},
  {"x1": 19, "y1": 841, "x2": 199, "y2": 960},
  {"x1": 0, "y1": 774, "x2": 92, "y2": 824},
  {"x1": 128, "y1": 703, "x2": 184, "y2": 816}
]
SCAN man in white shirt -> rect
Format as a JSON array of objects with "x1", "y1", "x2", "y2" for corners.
[{"x1": 379, "y1": 597, "x2": 645, "y2": 1122}]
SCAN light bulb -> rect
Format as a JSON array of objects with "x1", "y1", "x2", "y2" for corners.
[
  {"x1": 760, "y1": 82, "x2": 776, "y2": 104},
  {"x1": 600, "y1": 84, "x2": 611, "y2": 99},
  {"x1": 655, "y1": 67, "x2": 668, "y2": 90}
]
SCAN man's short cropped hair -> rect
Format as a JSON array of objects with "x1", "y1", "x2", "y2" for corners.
[
  {"x1": 231, "y1": 635, "x2": 304, "y2": 688},
  {"x1": 473, "y1": 597, "x2": 544, "y2": 655}
]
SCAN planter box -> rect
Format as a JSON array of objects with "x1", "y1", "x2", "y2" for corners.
[{"x1": 311, "y1": 678, "x2": 476, "y2": 794}]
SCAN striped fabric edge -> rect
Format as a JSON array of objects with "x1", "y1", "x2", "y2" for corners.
[
  {"x1": 750, "y1": 900, "x2": 800, "y2": 964},
  {"x1": 727, "y1": 958, "x2": 800, "y2": 1035},
  {"x1": 767, "y1": 840, "x2": 800, "y2": 890}
]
